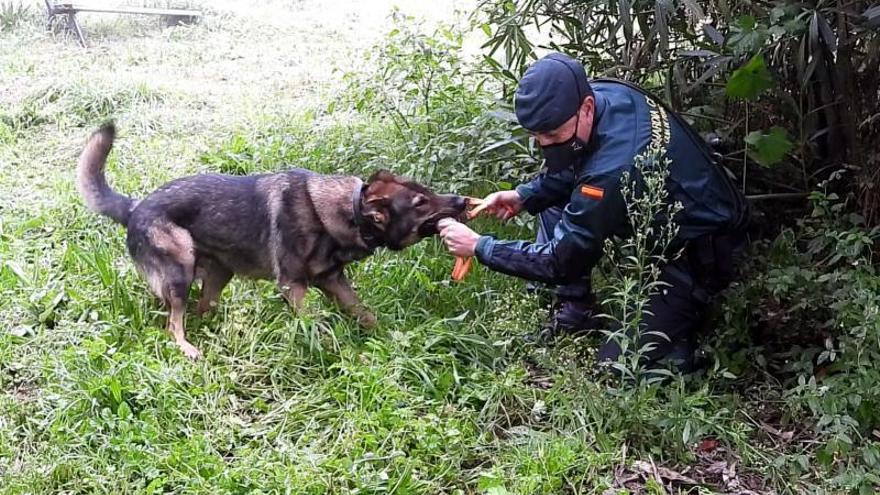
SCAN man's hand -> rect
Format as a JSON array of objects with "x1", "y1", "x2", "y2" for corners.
[
  {"x1": 481, "y1": 190, "x2": 523, "y2": 221},
  {"x1": 438, "y1": 218, "x2": 480, "y2": 257}
]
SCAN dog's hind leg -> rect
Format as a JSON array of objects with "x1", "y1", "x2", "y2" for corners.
[
  {"x1": 137, "y1": 221, "x2": 201, "y2": 359},
  {"x1": 316, "y1": 272, "x2": 377, "y2": 328},
  {"x1": 196, "y1": 262, "x2": 233, "y2": 316},
  {"x1": 168, "y1": 295, "x2": 200, "y2": 359}
]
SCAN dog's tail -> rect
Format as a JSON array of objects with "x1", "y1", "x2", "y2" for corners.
[{"x1": 77, "y1": 122, "x2": 136, "y2": 226}]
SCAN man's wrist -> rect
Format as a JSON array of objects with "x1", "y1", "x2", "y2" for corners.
[
  {"x1": 475, "y1": 235, "x2": 495, "y2": 261},
  {"x1": 514, "y1": 184, "x2": 533, "y2": 204}
]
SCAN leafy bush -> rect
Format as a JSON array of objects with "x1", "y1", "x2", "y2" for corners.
[
  {"x1": 336, "y1": 12, "x2": 536, "y2": 194},
  {"x1": 477, "y1": 0, "x2": 880, "y2": 222},
  {"x1": 707, "y1": 172, "x2": 880, "y2": 492}
]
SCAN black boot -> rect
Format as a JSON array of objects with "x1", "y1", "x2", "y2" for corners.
[
  {"x1": 527, "y1": 298, "x2": 603, "y2": 345},
  {"x1": 553, "y1": 299, "x2": 603, "y2": 334}
]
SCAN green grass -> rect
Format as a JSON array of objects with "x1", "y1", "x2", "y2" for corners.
[
  {"x1": 0, "y1": 142, "x2": 589, "y2": 492},
  {"x1": 3, "y1": 1, "x2": 877, "y2": 493},
  {"x1": 0, "y1": 119, "x2": 792, "y2": 493},
  {"x1": 0, "y1": 4, "x2": 569, "y2": 492}
]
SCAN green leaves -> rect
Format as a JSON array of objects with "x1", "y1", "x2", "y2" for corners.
[
  {"x1": 728, "y1": 15, "x2": 768, "y2": 55},
  {"x1": 726, "y1": 55, "x2": 787, "y2": 166},
  {"x1": 745, "y1": 126, "x2": 793, "y2": 167},
  {"x1": 726, "y1": 53, "x2": 773, "y2": 100}
]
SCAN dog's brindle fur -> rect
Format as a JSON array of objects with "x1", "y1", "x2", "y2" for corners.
[{"x1": 77, "y1": 124, "x2": 467, "y2": 359}]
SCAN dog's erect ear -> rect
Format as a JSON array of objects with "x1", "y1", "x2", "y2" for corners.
[
  {"x1": 367, "y1": 170, "x2": 396, "y2": 184},
  {"x1": 363, "y1": 171, "x2": 397, "y2": 231}
]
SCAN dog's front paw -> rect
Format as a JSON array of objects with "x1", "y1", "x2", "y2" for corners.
[
  {"x1": 177, "y1": 340, "x2": 203, "y2": 360},
  {"x1": 356, "y1": 310, "x2": 378, "y2": 328}
]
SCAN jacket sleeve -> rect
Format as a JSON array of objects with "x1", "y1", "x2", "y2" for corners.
[
  {"x1": 514, "y1": 167, "x2": 576, "y2": 215},
  {"x1": 476, "y1": 172, "x2": 627, "y2": 284}
]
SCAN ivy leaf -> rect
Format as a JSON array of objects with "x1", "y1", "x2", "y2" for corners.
[
  {"x1": 726, "y1": 53, "x2": 773, "y2": 100},
  {"x1": 745, "y1": 127, "x2": 793, "y2": 167}
]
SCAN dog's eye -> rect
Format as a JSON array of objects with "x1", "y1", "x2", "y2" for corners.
[{"x1": 412, "y1": 195, "x2": 427, "y2": 207}]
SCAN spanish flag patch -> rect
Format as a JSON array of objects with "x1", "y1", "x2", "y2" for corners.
[{"x1": 580, "y1": 184, "x2": 605, "y2": 200}]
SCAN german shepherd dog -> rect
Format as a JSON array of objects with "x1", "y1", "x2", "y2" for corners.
[{"x1": 77, "y1": 124, "x2": 467, "y2": 359}]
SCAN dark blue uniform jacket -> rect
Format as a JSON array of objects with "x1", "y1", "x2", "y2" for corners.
[{"x1": 474, "y1": 79, "x2": 746, "y2": 284}]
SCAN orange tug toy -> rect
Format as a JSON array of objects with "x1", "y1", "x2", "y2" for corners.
[{"x1": 448, "y1": 197, "x2": 514, "y2": 282}]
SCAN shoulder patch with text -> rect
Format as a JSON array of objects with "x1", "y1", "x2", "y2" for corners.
[{"x1": 645, "y1": 96, "x2": 671, "y2": 152}]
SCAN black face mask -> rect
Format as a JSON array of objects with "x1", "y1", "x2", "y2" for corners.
[{"x1": 540, "y1": 114, "x2": 589, "y2": 172}]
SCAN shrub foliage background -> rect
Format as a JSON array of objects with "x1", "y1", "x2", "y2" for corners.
[{"x1": 478, "y1": 0, "x2": 880, "y2": 222}]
